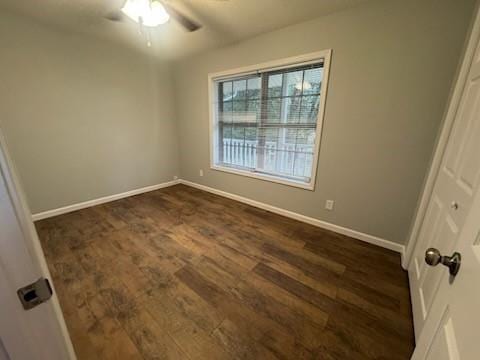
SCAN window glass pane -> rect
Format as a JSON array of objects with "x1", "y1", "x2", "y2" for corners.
[
  {"x1": 232, "y1": 101, "x2": 246, "y2": 112},
  {"x1": 247, "y1": 77, "x2": 261, "y2": 99},
  {"x1": 257, "y1": 128, "x2": 279, "y2": 173},
  {"x1": 296, "y1": 128, "x2": 316, "y2": 146},
  {"x1": 265, "y1": 98, "x2": 281, "y2": 123},
  {"x1": 222, "y1": 81, "x2": 233, "y2": 101},
  {"x1": 220, "y1": 124, "x2": 231, "y2": 165},
  {"x1": 277, "y1": 128, "x2": 296, "y2": 175},
  {"x1": 222, "y1": 124, "x2": 233, "y2": 141},
  {"x1": 223, "y1": 101, "x2": 233, "y2": 112},
  {"x1": 246, "y1": 100, "x2": 260, "y2": 123},
  {"x1": 243, "y1": 129, "x2": 257, "y2": 169},
  {"x1": 232, "y1": 101, "x2": 247, "y2": 122},
  {"x1": 224, "y1": 126, "x2": 255, "y2": 170},
  {"x1": 284, "y1": 70, "x2": 303, "y2": 97},
  {"x1": 299, "y1": 95, "x2": 320, "y2": 123},
  {"x1": 220, "y1": 124, "x2": 232, "y2": 164},
  {"x1": 245, "y1": 127, "x2": 257, "y2": 142},
  {"x1": 293, "y1": 128, "x2": 316, "y2": 177},
  {"x1": 233, "y1": 80, "x2": 247, "y2": 101},
  {"x1": 264, "y1": 127, "x2": 279, "y2": 143},
  {"x1": 284, "y1": 96, "x2": 302, "y2": 123},
  {"x1": 267, "y1": 74, "x2": 282, "y2": 98},
  {"x1": 220, "y1": 101, "x2": 232, "y2": 123},
  {"x1": 303, "y1": 68, "x2": 323, "y2": 95},
  {"x1": 232, "y1": 126, "x2": 245, "y2": 140},
  {"x1": 226, "y1": 126, "x2": 253, "y2": 169},
  {"x1": 284, "y1": 128, "x2": 297, "y2": 144}
]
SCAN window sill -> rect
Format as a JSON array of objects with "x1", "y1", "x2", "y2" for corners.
[{"x1": 210, "y1": 164, "x2": 315, "y2": 191}]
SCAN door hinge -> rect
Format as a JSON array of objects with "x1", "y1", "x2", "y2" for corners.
[{"x1": 17, "y1": 277, "x2": 53, "y2": 310}]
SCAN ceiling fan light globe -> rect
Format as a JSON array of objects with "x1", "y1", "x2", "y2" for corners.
[{"x1": 121, "y1": 0, "x2": 170, "y2": 27}]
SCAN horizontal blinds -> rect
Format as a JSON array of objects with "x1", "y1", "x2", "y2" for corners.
[
  {"x1": 212, "y1": 60, "x2": 324, "y2": 82},
  {"x1": 215, "y1": 62, "x2": 323, "y2": 182}
]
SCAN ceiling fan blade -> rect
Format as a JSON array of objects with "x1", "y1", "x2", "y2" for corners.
[
  {"x1": 105, "y1": 11, "x2": 125, "y2": 22},
  {"x1": 162, "y1": 2, "x2": 202, "y2": 32}
]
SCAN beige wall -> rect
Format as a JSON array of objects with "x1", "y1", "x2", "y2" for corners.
[
  {"x1": 0, "y1": 0, "x2": 475, "y2": 245},
  {"x1": 0, "y1": 12, "x2": 179, "y2": 214},
  {"x1": 173, "y1": 0, "x2": 476, "y2": 244}
]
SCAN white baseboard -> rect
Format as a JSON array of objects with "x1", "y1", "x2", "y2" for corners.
[
  {"x1": 31, "y1": 177, "x2": 405, "y2": 255},
  {"x1": 401, "y1": 247, "x2": 408, "y2": 270},
  {"x1": 179, "y1": 179, "x2": 405, "y2": 254},
  {"x1": 31, "y1": 180, "x2": 180, "y2": 221}
]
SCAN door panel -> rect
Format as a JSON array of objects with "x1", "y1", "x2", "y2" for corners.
[
  {"x1": 412, "y1": 174, "x2": 480, "y2": 360},
  {"x1": 420, "y1": 215, "x2": 457, "y2": 313},
  {"x1": 442, "y1": 80, "x2": 479, "y2": 175},
  {"x1": 415, "y1": 195, "x2": 443, "y2": 279},
  {"x1": 424, "y1": 308, "x2": 460, "y2": 360},
  {"x1": 0, "y1": 131, "x2": 74, "y2": 359},
  {"x1": 409, "y1": 30, "x2": 480, "y2": 334},
  {"x1": 456, "y1": 97, "x2": 480, "y2": 193}
]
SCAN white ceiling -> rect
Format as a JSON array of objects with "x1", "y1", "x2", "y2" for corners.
[{"x1": 0, "y1": 0, "x2": 372, "y2": 60}]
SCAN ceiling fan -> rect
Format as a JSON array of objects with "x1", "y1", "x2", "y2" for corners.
[{"x1": 106, "y1": 0, "x2": 202, "y2": 32}]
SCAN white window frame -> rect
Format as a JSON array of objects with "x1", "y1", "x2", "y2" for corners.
[{"x1": 208, "y1": 49, "x2": 332, "y2": 190}]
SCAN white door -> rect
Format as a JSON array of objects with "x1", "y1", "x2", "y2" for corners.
[
  {"x1": 408, "y1": 10, "x2": 480, "y2": 337},
  {"x1": 411, "y1": 168, "x2": 480, "y2": 360},
  {"x1": 0, "y1": 130, "x2": 75, "y2": 359}
]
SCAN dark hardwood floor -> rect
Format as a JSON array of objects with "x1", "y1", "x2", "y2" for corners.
[{"x1": 36, "y1": 184, "x2": 414, "y2": 360}]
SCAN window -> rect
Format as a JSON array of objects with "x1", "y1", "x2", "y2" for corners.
[{"x1": 209, "y1": 51, "x2": 331, "y2": 190}]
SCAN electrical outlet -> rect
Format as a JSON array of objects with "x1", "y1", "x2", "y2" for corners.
[
  {"x1": 199, "y1": 169, "x2": 204, "y2": 177},
  {"x1": 325, "y1": 200, "x2": 335, "y2": 211}
]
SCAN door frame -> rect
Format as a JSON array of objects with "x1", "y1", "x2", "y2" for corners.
[
  {"x1": 0, "y1": 128, "x2": 76, "y2": 359},
  {"x1": 402, "y1": 3, "x2": 480, "y2": 269}
]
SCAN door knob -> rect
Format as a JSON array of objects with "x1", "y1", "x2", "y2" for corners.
[{"x1": 425, "y1": 248, "x2": 461, "y2": 276}]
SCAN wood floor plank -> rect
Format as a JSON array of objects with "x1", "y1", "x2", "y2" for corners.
[
  {"x1": 325, "y1": 300, "x2": 414, "y2": 358},
  {"x1": 212, "y1": 318, "x2": 279, "y2": 360},
  {"x1": 336, "y1": 287, "x2": 413, "y2": 337},
  {"x1": 148, "y1": 280, "x2": 224, "y2": 333},
  {"x1": 174, "y1": 263, "x2": 227, "y2": 308},
  {"x1": 260, "y1": 242, "x2": 344, "y2": 292},
  {"x1": 259, "y1": 255, "x2": 337, "y2": 299},
  {"x1": 253, "y1": 262, "x2": 336, "y2": 313},
  {"x1": 36, "y1": 184, "x2": 414, "y2": 359},
  {"x1": 75, "y1": 300, "x2": 143, "y2": 360},
  {"x1": 231, "y1": 275, "x2": 328, "y2": 350},
  {"x1": 62, "y1": 309, "x2": 103, "y2": 360},
  {"x1": 141, "y1": 289, "x2": 232, "y2": 360},
  {"x1": 216, "y1": 299, "x2": 315, "y2": 360},
  {"x1": 118, "y1": 304, "x2": 189, "y2": 360}
]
